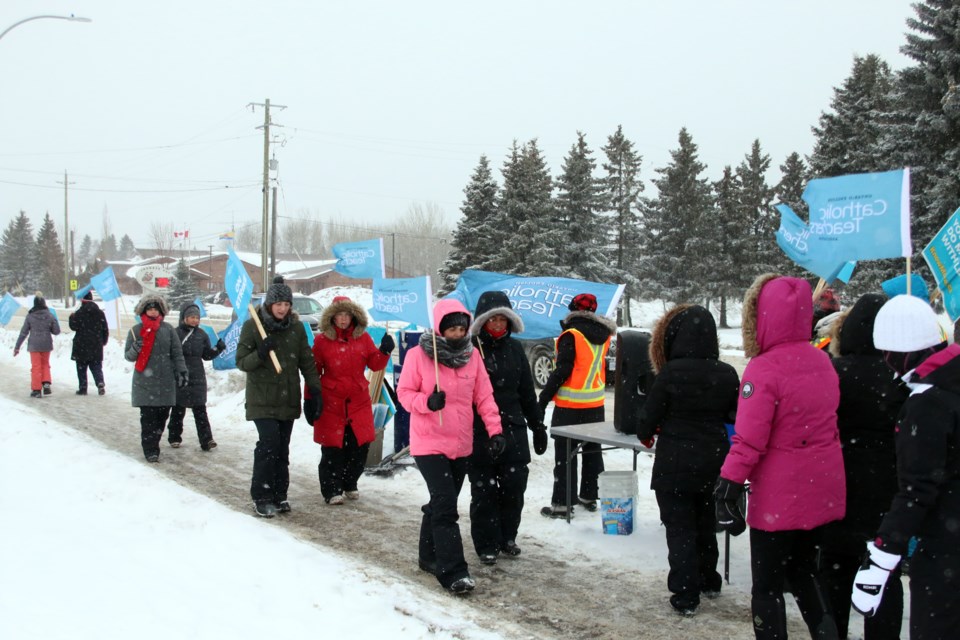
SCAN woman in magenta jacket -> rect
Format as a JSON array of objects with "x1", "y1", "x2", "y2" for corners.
[
  {"x1": 397, "y1": 298, "x2": 504, "y2": 595},
  {"x1": 715, "y1": 274, "x2": 844, "y2": 638},
  {"x1": 306, "y1": 296, "x2": 394, "y2": 504}
]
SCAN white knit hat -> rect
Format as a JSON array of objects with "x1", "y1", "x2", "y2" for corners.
[{"x1": 872, "y1": 294, "x2": 946, "y2": 352}]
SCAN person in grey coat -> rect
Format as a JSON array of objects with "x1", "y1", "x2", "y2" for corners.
[
  {"x1": 166, "y1": 303, "x2": 225, "y2": 451},
  {"x1": 14, "y1": 292, "x2": 61, "y2": 398},
  {"x1": 124, "y1": 295, "x2": 188, "y2": 462}
]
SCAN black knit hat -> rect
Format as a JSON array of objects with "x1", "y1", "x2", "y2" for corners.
[
  {"x1": 82, "y1": 290, "x2": 93, "y2": 301},
  {"x1": 439, "y1": 311, "x2": 470, "y2": 333},
  {"x1": 264, "y1": 275, "x2": 292, "y2": 306}
]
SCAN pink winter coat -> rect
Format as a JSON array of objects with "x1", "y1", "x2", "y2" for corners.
[
  {"x1": 397, "y1": 298, "x2": 502, "y2": 459},
  {"x1": 310, "y1": 297, "x2": 390, "y2": 448},
  {"x1": 720, "y1": 275, "x2": 845, "y2": 532}
]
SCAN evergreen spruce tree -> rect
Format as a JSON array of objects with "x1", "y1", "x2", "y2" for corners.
[
  {"x1": 437, "y1": 155, "x2": 499, "y2": 295},
  {"x1": 809, "y1": 54, "x2": 896, "y2": 177},
  {"x1": 600, "y1": 125, "x2": 644, "y2": 324},
  {"x1": 736, "y1": 140, "x2": 777, "y2": 276},
  {"x1": 875, "y1": 2, "x2": 960, "y2": 294},
  {"x1": 554, "y1": 132, "x2": 610, "y2": 281},
  {"x1": 35, "y1": 213, "x2": 65, "y2": 298},
  {"x1": 119, "y1": 234, "x2": 136, "y2": 260},
  {"x1": 0, "y1": 211, "x2": 38, "y2": 293},
  {"x1": 640, "y1": 128, "x2": 714, "y2": 304},
  {"x1": 486, "y1": 140, "x2": 561, "y2": 276},
  {"x1": 168, "y1": 258, "x2": 200, "y2": 310},
  {"x1": 774, "y1": 152, "x2": 810, "y2": 277},
  {"x1": 708, "y1": 167, "x2": 750, "y2": 328},
  {"x1": 481, "y1": 141, "x2": 523, "y2": 274}
]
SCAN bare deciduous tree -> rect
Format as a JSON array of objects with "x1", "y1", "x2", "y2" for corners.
[{"x1": 148, "y1": 221, "x2": 175, "y2": 257}]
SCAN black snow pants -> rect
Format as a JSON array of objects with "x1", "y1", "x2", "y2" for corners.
[
  {"x1": 139, "y1": 406, "x2": 171, "y2": 460},
  {"x1": 468, "y1": 458, "x2": 529, "y2": 557},
  {"x1": 318, "y1": 423, "x2": 369, "y2": 501},
  {"x1": 655, "y1": 488, "x2": 722, "y2": 610},
  {"x1": 250, "y1": 418, "x2": 293, "y2": 506},
  {"x1": 415, "y1": 454, "x2": 469, "y2": 589},
  {"x1": 167, "y1": 405, "x2": 214, "y2": 449}
]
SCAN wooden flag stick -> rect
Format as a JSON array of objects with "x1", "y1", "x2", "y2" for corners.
[
  {"x1": 248, "y1": 303, "x2": 282, "y2": 374},
  {"x1": 811, "y1": 278, "x2": 827, "y2": 301},
  {"x1": 431, "y1": 330, "x2": 443, "y2": 425},
  {"x1": 906, "y1": 256, "x2": 913, "y2": 296}
]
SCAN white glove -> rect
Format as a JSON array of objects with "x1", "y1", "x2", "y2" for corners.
[{"x1": 851, "y1": 540, "x2": 901, "y2": 617}]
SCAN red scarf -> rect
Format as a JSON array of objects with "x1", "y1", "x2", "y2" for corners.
[{"x1": 135, "y1": 314, "x2": 162, "y2": 372}]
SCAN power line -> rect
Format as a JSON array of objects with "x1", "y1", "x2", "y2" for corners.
[{"x1": 0, "y1": 179, "x2": 261, "y2": 193}]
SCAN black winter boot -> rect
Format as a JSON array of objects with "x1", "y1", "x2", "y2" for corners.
[{"x1": 42, "y1": 382, "x2": 52, "y2": 395}]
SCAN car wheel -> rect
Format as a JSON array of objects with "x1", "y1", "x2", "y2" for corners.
[{"x1": 530, "y1": 345, "x2": 555, "y2": 389}]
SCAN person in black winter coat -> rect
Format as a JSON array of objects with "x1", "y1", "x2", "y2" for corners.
[
  {"x1": 636, "y1": 304, "x2": 740, "y2": 616},
  {"x1": 819, "y1": 294, "x2": 907, "y2": 640},
  {"x1": 68, "y1": 290, "x2": 109, "y2": 395},
  {"x1": 852, "y1": 295, "x2": 960, "y2": 639},
  {"x1": 166, "y1": 303, "x2": 225, "y2": 451},
  {"x1": 468, "y1": 291, "x2": 546, "y2": 563},
  {"x1": 539, "y1": 293, "x2": 617, "y2": 518}
]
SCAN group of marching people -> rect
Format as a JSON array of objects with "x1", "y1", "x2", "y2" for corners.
[{"x1": 18, "y1": 271, "x2": 959, "y2": 636}]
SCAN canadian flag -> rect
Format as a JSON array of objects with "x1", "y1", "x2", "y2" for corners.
[{"x1": 173, "y1": 230, "x2": 190, "y2": 239}]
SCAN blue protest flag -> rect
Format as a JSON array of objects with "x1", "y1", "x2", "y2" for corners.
[
  {"x1": 333, "y1": 238, "x2": 385, "y2": 280},
  {"x1": 370, "y1": 276, "x2": 434, "y2": 329},
  {"x1": 365, "y1": 326, "x2": 394, "y2": 373},
  {"x1": 835, "y1": 261, "x2": 857, "y2": 284},
  {"x1": 225, "y1": 247, "x2": 254, "y2": 324},
  {"x1": 90, "y1": 266, "x2": 122, "y2": 302},
  {"x1": 802, "y1": 168, "x2": 912, "y2": 263},
  {"x1": 922, "y1": 206, "x2": 960, "y2": 320},
  {"x1": 0, "y1": 293, "x2": 21, "y2": 326},
  {"x1": 447, "y1": 269, "x2": 626, "y2": 340},
  {"x1": 212, "y1": 318, "x2": 243, "y2": 370},
  {"x1": 881, "y1": 274, "x2": 930, "y2": 303},
  {"x1": 192, "y1": 296, "x2": 208, "y2": 318},
  {"x1": 303, "y1": 321, "x2": 315, "y2": 348},
  {"x1": 776, "y1": 204, "x2": 860, "y2": 282}
]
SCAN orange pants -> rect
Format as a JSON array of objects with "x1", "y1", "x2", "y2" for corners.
[{"x1": 30, "y1": 351, "x2": 51, "y2": 391}]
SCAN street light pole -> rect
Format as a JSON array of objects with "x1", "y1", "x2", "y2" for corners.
[{"x1": 0, "y1": 15, "x2": 92, "y2": 42}]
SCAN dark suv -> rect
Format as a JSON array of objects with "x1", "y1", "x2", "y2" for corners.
[
  {"x1": 520, "y1": 337, "x2": 618, "y2": 388},
  {"x1": 250, "y1": 293, "x2": 324, "y2": 335}
]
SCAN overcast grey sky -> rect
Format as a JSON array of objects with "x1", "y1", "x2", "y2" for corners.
[{"x1": 0, "y1": 0, "x2": 914, "y2": 253}]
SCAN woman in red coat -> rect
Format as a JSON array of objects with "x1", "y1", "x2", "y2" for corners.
[{"x1": 305, "y1": 296, "x2": 394, "y2": 504}]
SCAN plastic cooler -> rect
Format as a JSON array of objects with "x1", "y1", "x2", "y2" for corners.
[{"x1": 598, "y1": 470, "x2": 638, "y2": 535}]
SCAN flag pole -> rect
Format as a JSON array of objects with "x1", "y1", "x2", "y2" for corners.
[
  {"x1": 248, "y1": 303, "x2": 282, "y2": 374},
  {"x1": 906, "y1": 256, "x2": 912, "y2": 296},
  {"x1": 431, "y1": 331, "x2": 443, "y2": 426}
]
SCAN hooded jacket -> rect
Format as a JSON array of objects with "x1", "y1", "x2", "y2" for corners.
[
  {"x1": 719, "y1": 274, "x2": 845, "y2": 532},
  {"x1": 124, "y1": 295, "x2": 187, "y2": 407},
  {"x1": 309, "y1": 297, "x2": 389, "y2": 448},
  {"x1": 469, "y1": 290, "x2": 541, "y2": 465},
  {"x1": 69, "y1": 298, "x2": 108, "y2": 362},
  {"x1": 16, "y1": 297, "x2": 60, "y2": 353},
  {"x1": 638, "y1": 305, "x2": 740, "y2": 492},
  {"x1": 826, "y1": 294, "x2": 907, "y2": 543},
  {"x1": 538, "y1": 309, "x2": 617, "y2": 414},
  {"x1": 174, "y1": 304, "x2": 221, "y2": 407},
  {"x1": 875, "y1": 343, "x2": 960, "y2": 554},
  {"x1": 396, "y1": 298, "x2": 502, "y2": 459},
  {"x1": 235, "y1": 303, "x2": 321, "y2": 421}
]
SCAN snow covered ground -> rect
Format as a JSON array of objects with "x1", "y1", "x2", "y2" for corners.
[{"x1": 0, "y1": 291, "x2": 904, "y2": 639}]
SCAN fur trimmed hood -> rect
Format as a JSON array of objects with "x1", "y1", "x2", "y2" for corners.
[
  {"x1": 470, "y1": 290, "x2": 524, "y2": 336},
  {"x1": 649, "y1": 304, "x2": 719, "y2": 373},
  {"x1": 134, "y1": 294, "x2": 169, "y2": 317},
  {"x1": 560, "y1": 310, "x2": 617, "y2": 341},
  {"x1": 319, "y1": 297, "x2": 368, "y2": 340},
  {"x1": 741, "y1": 273, "x2": 813, "y2": 358},
  {"x1": 828, "y1": 293, "x2": 886, "y2": 358}
]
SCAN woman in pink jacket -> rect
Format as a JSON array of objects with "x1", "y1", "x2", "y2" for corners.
[
  {"x1": 306, "y1": 296, "x2": 394, "y2": 505},
  {"x1": 397, "y1": 298, "x2": 504, "y2": 594},
  {"x1": 715, "y1": 274, "x2": 844, "y2": 639}
]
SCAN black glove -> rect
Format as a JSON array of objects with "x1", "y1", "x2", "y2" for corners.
[
  {"x1": 257, "y1": 335, "x2": 276, "y2": 361},
  {"x1": 426, "y1": 390, "x2": 446, "y2": 412},
  {"x1": 303, "y1": 397, "x2": 319, "y2": 423},
  {"x1": 532, "y1": 424, "x2": 549, "y2": 456},
  {"x1": 176, "y1": 371, "x2": 189, "y2": 389},
  {"x1": 215, "y1": 338, "x2": 226, "y2": 353},
  {"x1": 714, "y1": 477, "x2": 747, "y2": 536},
  {"x1": 379, "y1": 333, "x2": 395, "y2": 355},
  {"x1": 488, "y1": 434, "x2": 507, "y2": 459},
  {"x1": 132, "y1": 337, "x2": 143, "y2": 353}
]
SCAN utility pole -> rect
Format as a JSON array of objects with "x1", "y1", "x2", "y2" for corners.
[
  {"x1": 270, "y1": 186, "x2": 278, "y2": 280},
  {"x1": 391, "y1": 232, "x2": 396, "y2": 277},
  {"x1": 248, "y1": 98, "x2": 286, "y2": 291},
  {"x1": 208, "y1": 245, "x2": 214, "y2": 292},
  {"x1": 56, "y1": 171, "x2": 74, "y2": 307}
]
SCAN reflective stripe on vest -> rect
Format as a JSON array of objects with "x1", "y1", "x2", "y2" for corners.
[{"x1": 554, "y1": 329, "x2": 609, "y2": 409}]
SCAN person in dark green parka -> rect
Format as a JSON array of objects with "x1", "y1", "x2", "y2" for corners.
[{"x1": 236, "y1": 276, "x2": 321, "y2": 518}]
